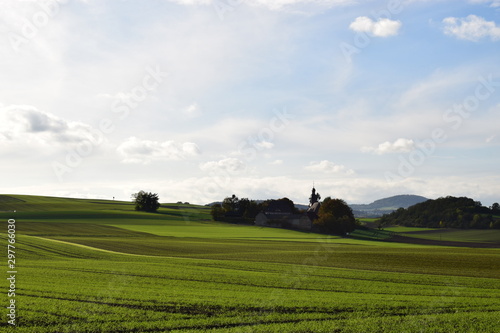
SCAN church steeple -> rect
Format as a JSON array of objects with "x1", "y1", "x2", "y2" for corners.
[
  {"x1": 309, "y1": 185, "x2": 321, "y2": 206},
  {"x1": 307, "y1": 185, "x2": 321, "y2": 221}
]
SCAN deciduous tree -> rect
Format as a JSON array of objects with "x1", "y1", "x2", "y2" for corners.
[
  {"x1": 210, "y1": 203, "x2": 224, "y2": 221},
  {"x1": 222, "y1": 194, "x2": 239, "y2": 213},
  {"x1": 314, "y1": 197, "x2": 356, "y2": 235},
  {"x1": 132, "y1": 191, "x2": 160, "y2": 212}
]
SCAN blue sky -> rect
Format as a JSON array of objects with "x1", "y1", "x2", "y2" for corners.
[{"x1": 0, "y1": 0, "x2": 499, "y2": 205}]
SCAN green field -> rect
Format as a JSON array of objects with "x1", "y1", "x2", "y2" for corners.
[
  {"x1": 1, "y1": 195, "x2": 499, "y2": 332},
  {"x1": 384, "y1": 226, "x2": 437, "y2": 233},
  {"x1": 398, "y1": 228, "x2": 500, "y2": 243}
]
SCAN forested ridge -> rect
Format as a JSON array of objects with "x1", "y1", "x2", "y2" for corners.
[{"x1": 380, "y1": 196, "x2": 500, "y2": 229}]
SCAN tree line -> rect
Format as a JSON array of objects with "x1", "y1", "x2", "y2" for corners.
[
  {"x1": 129, "y1": 190, "x2": 359, "y2": 235},
  {"x1": 210, "y1": 195, "x2": 298, "y2": 222},
  {"x1": 379, "y1": 196, "x2": 500, "y2": 229},
  {"x1": 211, "y1": 194, "x2": 357, "y2": 236}
]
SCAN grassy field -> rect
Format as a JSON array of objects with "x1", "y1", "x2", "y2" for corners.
[
  {"x1": 397, "y1": 228, "x2": 500, "y2": 243},
  {"x1": 372, "y1": 225, "x2": 500, "y2": 245},
  {"x1": 1, "y1": 195, "x2": 499, "y2": 332},
  {"x1": 384, "y1": 226, "x2": 437, "y2": 233}
]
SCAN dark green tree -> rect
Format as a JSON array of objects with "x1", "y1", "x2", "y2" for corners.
[
  {"x1": 239, "y1": 198, "x2": 260, "y2": 219},
  {"x1": 222, "y1": 194, "x2": 239, "y2": 213},
  {"x1": 261, "y1": 197, "x2": 297, "y2": 214},
  {"x1": 314, "y1": 197, "x2": 356, "y2": 235},
  {"x1": 132, "y1": 191, "x2": 160, "y2": 212},
  {"x1": 210, "y1": 203, "x2": 224, "y2": 221},
  {"x1": 214, "y1": 195, "x2": 260, "y2": 222},
  {"x1": 239, "y1": 198, "x2": 250, "y2": 215},
  {"x1": 380, "y1": 196, "x2": 496, "y2": 229}
]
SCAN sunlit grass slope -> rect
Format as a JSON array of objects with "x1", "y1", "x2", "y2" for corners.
[
  {"x1": 0, "y1": 194, "x2": 210, "y2": 224},
  {"x1": 0, "y1": 194, "x2": 499, "y2": 332}
]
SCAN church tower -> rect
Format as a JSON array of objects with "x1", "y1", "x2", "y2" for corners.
[
  {"x1": 309, "y1": 186, "x2": 321, "y2": 206},
  {"x1": 307, "y1": 185, "x2": 321, "y2": 221}
]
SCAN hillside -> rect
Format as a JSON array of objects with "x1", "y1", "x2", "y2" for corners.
[
  {"x1": 380, "y1": 196, "x2": 500, "y2": 229},
  {"x1": 0, "y1": 194, "x2": 499, "y2": 331},
  {"x1": 350, "y1": 195, "x2": 428, "y2": 217}
]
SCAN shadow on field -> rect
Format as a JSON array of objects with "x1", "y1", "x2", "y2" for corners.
[{"x1": 387, "y1": 234, "x2": 500, "y2": 248}]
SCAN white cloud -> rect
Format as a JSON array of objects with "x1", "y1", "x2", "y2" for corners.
[
  {"x1": 1, "y1": 0, "x2": 499, "y2": 210},
  {"x1": 4, "y1": 172, "x2": 499, "y2": 207},
  {"x1": 199, "y1": 157, "x2": 246, "y2": 173},
  {"x1": 251, "y1": 0, "x2": 355, "y2": 10},
  {"x1": 0, "y1": 105, "x2": 98, "y2": 146},
  {"x1": 443, "y1": 15, "x2": 500, "y2": 41},
  {"x1": 256, "y1": 140, "x2": 274, "y2": 149},
  {"x1": 349, "y1": 16, "x2": 402, "y2": 37},
  {"x1": 468, "y1": 0, "x2": 500, "y2": 8},
  {"x1": 305, "y1": 160, "x2": 354, "y2": 175},
  {"x1": 167, "y1": 0, "x2": 356, "y2": 11},
  {"x1": 362, "y1": 138, "x2": 415, "y2": 155},
  {"x1": 167, "y1": 0, "x2": 211, "y2": 5},
  {"x1": 117, "y1": 137, "x2": 200, "y2": 164}
]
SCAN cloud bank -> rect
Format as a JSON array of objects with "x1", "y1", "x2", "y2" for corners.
[
  {"x1": 362, "y1": 138, "x2": 416, "y2": 155},
  {"x1": 305, "y1": 160, "x2": 354, "y2": 175},
  {"x1": 0, "y1": 105, "x2": 99, "y2": 147},
  {"x1": 443, "y1": 15, "x2": 500, "y2": 41},
  {"x1": 117, "y1": 137, "x2": 200, "y2": 164}
]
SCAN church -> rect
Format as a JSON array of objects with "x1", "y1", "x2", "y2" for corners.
[{"x1": 254, "y1": 187, "x2": 321, "y2": 231}]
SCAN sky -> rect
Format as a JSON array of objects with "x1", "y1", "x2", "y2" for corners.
[{"x1": 0, "y1": 0, "x2": 499, "y2": 206}]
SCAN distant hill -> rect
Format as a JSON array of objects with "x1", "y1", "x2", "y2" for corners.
[
  {"x1": 294, "y1": 203, "x2": 309, "y2": 211},
  {"x1": 350, "y1": 195, "x2": 428, "y2": 217},
  {"x1": 380, "y1": 196, "x2": 500, "y2": 229}
]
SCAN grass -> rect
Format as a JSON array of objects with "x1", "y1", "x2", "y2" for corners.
[
  {"x1": 1, "y1": 194, "x2": 499, "y2": 332},
  {"x1": 374, "y1": 225, "x2": 500, "y2": 245},
  {"x1": 400, "y1": 229, "x2": 500, "y2": 243},
  {"x1": 109, "y1": 222, "x2": 340, "y2": 241},
  {"x1": 6, "y1": 235, "x2": 499, "y2": 332},
  {"x1": 384, "y1": 226, "x2": 437, "y2": 233}
]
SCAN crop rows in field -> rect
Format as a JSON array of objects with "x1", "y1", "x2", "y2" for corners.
[
  {"x1": 1, "y1": 195, "x2": 500, "y2": 332},
  {"x1": 6, "y1": 234, "x2": 500, "y2": 332},
  {"x1": 21, "y1": 232, "x2": 499, "y2": 279},
  {"x1": 399, "y1": 228, "x2": 500, "y2": 243}
]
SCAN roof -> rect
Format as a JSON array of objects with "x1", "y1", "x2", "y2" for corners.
[{"x1": 307, "y1": 202, "x2": 321, "y2": 214}]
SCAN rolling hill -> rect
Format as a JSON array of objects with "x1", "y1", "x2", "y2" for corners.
[
  {"x1": 1, "y1": 194, "x2": 499, "y2": 332},
  {"x1": 380, "y1": 195, "x2": 500, "y2": 229},
  {"x1": 350, "y1": 194, "x2": 428, "y2": 217}
]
